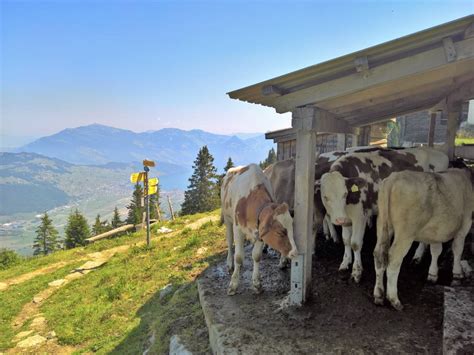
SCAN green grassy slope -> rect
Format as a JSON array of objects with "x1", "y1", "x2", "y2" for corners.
[{"x1": 0, "y1": 210, "x2": 225, "y2": 354}]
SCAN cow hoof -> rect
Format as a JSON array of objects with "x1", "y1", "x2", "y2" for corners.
[
  {"x1": 390, "y1": 300, "x2": 404, "y2": 311},
  {"x1": 339, "y1": 263, "x2": 350, "y2": 271},
  {"x1": 227, "y1": 266, "x2": 234, "y2": 275},
  {"x1": 451, "y1": 274, "x2": 463, "y2": 286},
  {"x1": 374, "y1": 297, "x2": 384, "y2": 306},
  {"x1": 351, "y1": 274, "x2": 362, "y2": 283},
  {"x1": 227, "y1": 287, "x2": 237, "y2": 296},
  {"x1": 411, "y1": 257, "x2": 422, "y2": 265},
  {"x1": 427, "y1": 273, "x2": 438, "y2": 283},
  {"x1": 324, "y1": 234, "x2": 330, "y2": 241},
  {"x1": 252, "y1": 284, "x2": 263, "y2": 294}
]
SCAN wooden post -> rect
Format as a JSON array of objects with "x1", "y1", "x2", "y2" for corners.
[
  {"x1": 446, "y1": 107, "x2": 461, "y2": 160},
  {"x1": 290, "y1": 107, "x2": 318, "y2": 305},
  {"x1": 167, "y1": 196, "x2": 175, "y2": 220},
  {"x1": 428, "y1": 111, "x2": 437, "y2": 147},
  {"x1": 358, "y1": 126, "x2": 371, "y2": 146},
  {"x1": 336, "y1": 133, "x2": 346, "y2": 151}
]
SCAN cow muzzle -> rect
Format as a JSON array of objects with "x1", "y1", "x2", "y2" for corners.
[
  {"x1": 335, "y1": 217, "x2": 351, "y2": 226},
  {"x1": 287, "y1": 248, "x2": 298, "y2": 259}
]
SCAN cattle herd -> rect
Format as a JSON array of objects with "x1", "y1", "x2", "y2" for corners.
[{"x1": 220, "y1": 146, "x2": 473, "y2": 310}]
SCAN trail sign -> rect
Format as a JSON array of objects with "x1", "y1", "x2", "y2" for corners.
[
  {"x1": 130, "y1": 172, "x2": 145, "y2": 183},
  {"x1": 148, "y1": 185, "x2": 158, "y2": 195},
  {"x1": 143, "y1": 159, "x2": 156, "y2": 167},
  {"x1": 148, "y1": 177, "x2": 158, "y2": 186}
]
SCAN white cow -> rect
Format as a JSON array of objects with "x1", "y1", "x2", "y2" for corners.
[
  {"x1": 320, "y1": 147, "x2": 449, "y2": 283},
  {"x1": 221, "y1": 164, "x2": 298, "y2": 295},
  {"x1": 373, "y1": 169, "x2": 473, "y2": 310}
]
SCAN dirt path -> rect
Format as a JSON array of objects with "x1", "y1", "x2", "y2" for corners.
[{"x1": 5, "y1": 215, "x2": 219, "y2": 353}]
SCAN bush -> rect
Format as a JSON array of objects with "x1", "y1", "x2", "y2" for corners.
[{"x1": 0, "y1": 248, "x2": 22, "y2": 270}]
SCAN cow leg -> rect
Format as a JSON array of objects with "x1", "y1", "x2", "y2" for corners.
[
  {"x1": 351, "y1": 218, "x2": 367, "y2": 283},
  {"x1": 339, "y1": 226, "x2": 352, "y2": 271},
  {"x1": 225, "y1": 221, "x2": 234, "y2": 274},
  {"x1": 278, "y1": 255, "x2": 290, "y2": 269},
  {"x1": 323, "y1": 216, "x2": 330, "y2": 240},
  {"x1": 251, "y1": 240, "x2": 264, "y2": 293},
  {"x1": 386, "y1": 238, "x2": 413, "y2": 311},
  {"x1": 427, "y1": 243, "x2": 442, "y2": 283},
  {"x1": 329, "y1": 221, "x2": 338, "y2": 243},
  {"x1": 228, "y1": 226, "x2": 244, "y2": 296},
  {"x1": 373, "y1": 244, "x2": 388, "y2": 306},
  {"x1": 452, "y1": 218, "x2": 472, "y2": 283},
  {"x1": 412, "y1": 242, "x2": 426, "y2": 265}
]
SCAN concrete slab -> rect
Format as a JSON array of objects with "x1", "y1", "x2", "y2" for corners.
[
  {"x1": 198, "y1": 241, "x2": 446, "y2": 354},
  {"x1": 443, "y1": 286, "x2": 474, "y2": 354}
]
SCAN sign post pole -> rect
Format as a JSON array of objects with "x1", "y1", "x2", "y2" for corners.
[{"x1": 144, "y1": 166, "x2": 150, "y2": 246}]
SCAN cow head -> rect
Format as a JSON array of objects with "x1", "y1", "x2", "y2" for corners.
[
  {"x1": 258, "y1": 202, "x2": 298, "y2": 259},
  {"x1": 320, "y1": 171, "x2": 366, "y2": 226}
]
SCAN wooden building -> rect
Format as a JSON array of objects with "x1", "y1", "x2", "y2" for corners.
[{"x1": 228, "y1": 16, "x2": 474, "y2": 305}]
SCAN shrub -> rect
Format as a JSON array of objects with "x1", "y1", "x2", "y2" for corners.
[{"x1": 0, "y1": 248, "x2": 22, "y2": 270}]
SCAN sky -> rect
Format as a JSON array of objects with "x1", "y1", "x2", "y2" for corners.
[{"x1": 1, "y1": 0, "x2": 473, "y2": 142}]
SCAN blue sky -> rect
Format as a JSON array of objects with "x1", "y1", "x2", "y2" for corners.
[{"x1": 1, "y1": 0, "x2": 473, "y2": 140}]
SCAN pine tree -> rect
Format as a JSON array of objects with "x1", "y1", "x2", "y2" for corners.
[
  {"x1": 259, "y1": 148, "x2": 277, "y2": 169},
  {"x1": 33, "y1": 212, "x2": 60, "y2": 255},
  {"x1": 149, "y1": 183, "x2": 161, "y2": 221},
  {"x1": 64, "y1": 210, "x2": 91, "y2": 249},
  {"x1": 111, "y1": 207, "x2": 122, "y2": 228},
  {"x1": 217, "y1": 157, "x2": 235, "y2": 199},
  {"x1": 92, "y1": 214, "x2": 109, "y2": 236},
  {"x1": 126, "y1": 183, "x2": 144, "y2": 225},
  {"x1": 181, "y1": 146, "x2": 219, "y2": 215},
  {"x1": 224, "y1": 157, "x2": 234, "y2": 173}
]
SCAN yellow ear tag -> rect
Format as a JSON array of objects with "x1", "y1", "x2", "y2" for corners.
[{"x1": 351, "y1": 184, "x2": 359, "y2": 193}]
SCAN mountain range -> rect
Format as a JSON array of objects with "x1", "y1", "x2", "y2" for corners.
[{"x1": 18, "y1": 124, "x2": 274, "y2": 169}]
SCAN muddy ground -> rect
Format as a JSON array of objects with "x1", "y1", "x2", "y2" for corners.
[{"x1": 198, "y1": 227, "x2": 473, "y2": 354}]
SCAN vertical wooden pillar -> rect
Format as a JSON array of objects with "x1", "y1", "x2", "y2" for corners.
[
  {"x1": 336, "y1": 133, "x2": 346, "y2": 151},
  {"x1": 290, "y1": 107, "x2": 317, "y2": 305},
  {"x1": 358, "y1": 126, "x2": 371, "y2": 146},
  {"x1": 446, "y1": 106, "x2": 461, "y2": 160},
  {"x1": 427, "y1": 111, "x2": 437, "y2": 147}
]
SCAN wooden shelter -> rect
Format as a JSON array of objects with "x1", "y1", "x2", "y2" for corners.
[{"x1": 228, "y1": 15, "x2": 474, "y2": 305}]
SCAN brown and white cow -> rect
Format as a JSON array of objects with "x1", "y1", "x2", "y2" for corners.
[
  {"x1": 373, "y1": 169, "x2": 473, "y2": 310},
  {"x1": 320, "y1": 147, "x2": 449, "y2": 283},
  {"x1": 221, "y1": 164, "x2": 298, "y2": 295}
]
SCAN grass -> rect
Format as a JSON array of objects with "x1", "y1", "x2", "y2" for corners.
[
  {"x1": 0, "y1": 261, "x2": 83, "y2": 350},
  {"x1": 27, "y1": 210, "x2": 225, "y2": 353},
  {"x1": 455, "y1": 137, "x2": 474, "y2": 145}
]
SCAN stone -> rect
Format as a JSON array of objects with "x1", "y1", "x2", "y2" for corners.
[
  {"x1": 196, "y1": 247, "x2": 208, "y2": 256},
  {"x1": 17, "y1": 334, "x2": 47, "y2": 348},
  {"x1": 13, "y1": 330, "x2": 34, "y2": 342},
  {"x1": 33, "y1": 296, "x2": 44, "y2": 304},
  {"x1": 46, "y1": 331, "x2": 56, "y2": 339},
  {"x1": 30, "y1": 317, "x2": 46, "y2": 329},
  {"x1": 158, "y1": 226, "x2": 173, "y2": 234},
  {"x1": 48, "y1": 279, "x2": 66, "y2": 287},
  {"x1": 169, "y1": 334, "x2": 193, "y2": 355},
  {"x1": 159, "y1": 284, "x2": 174, "y2": 300},
  {"x1": 0, "y1": 282, "x2": 8, "y2": 291}
]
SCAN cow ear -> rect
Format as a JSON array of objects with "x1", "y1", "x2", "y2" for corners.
[
  {"x1": 274, "y1": 202, "x2": 289, "y2": 215},
  {"x1": 347, "y1": 177, "x2": 366, "y2": 192}
]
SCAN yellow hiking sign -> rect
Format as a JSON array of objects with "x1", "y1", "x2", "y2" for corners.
[
  {"x1": 148, "y1": 177, "x2": 158, "y2": 186},
  {"x1": 130, "y1": 172, "x2": 145, "y2": 183},
  {"x1": 148, "y1": 185, "x2": 158, "y2": 195}
]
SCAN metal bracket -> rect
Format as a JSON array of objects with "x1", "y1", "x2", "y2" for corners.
[
  {"x1": 289, "y1": 254, "x2": 304, "y2": 306},
  {"x1": 443, "y1": 37, "x2": 457, "y2": 63}
]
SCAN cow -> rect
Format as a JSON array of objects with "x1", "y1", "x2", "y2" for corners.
[
  {"x1": 373, "y1": 169, "x2": 473, "y2": 310},
  {"x1": 320, "y1": 147, "x2": 449, "y2": 283},
  {"x1": 221, "y1": 164, "x2": 298, "y2": 295}
]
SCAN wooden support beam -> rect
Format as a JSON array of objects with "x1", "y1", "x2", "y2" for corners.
[
  {"x1": 262, "y1": 85, "x2": 287, "y2": 96},
  {"x1": 292, "y1": 106, "x2": 357, "y2": 134},
  {"x1": 290, "y1": 107, "x2": 318, "y2": 305},
  {"x1": 428, "y1": 111, "x2": 437, "y2": 147},
  {"x1": 358, "y1": 126, "x2": 371, "y2": 146},
  {"x1": 446, "y1": 109, "x2": 460, "y2": 160},
  {"x1": 273, "y1": 37, "x2": 474, "y2": 113}
]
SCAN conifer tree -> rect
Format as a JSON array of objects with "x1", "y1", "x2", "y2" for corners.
[
  {"x1": 149, "y1": 184, "x2": 161, "y2": 220},
  {"x1": 33, "y1": 212, "x2": 60, "y2": 255},
  {"x1": 181, "y1": 146, "x2": 219, "y2": 215},
  {"x1": 259, "y1": 148, "x2": 277, "y2": 169},
  {"x1": 224, "y1": 157, "x2": 234, "y2": 173},
  {"x1": 126, "y1": 183, "x2": 144, "y2": 225},
  {"x1": 111, "y1": 207, "x2": 122, "y2": 228},
  {"x1": 92, "y1": 214, "x2": 109, "y2": 236},
  {"x1": 64, "y1": 209, "x2": 90, "y2": 249}
]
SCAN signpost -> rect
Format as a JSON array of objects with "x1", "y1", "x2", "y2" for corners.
[{"x1": 130, "y1": 159, "x2": 158, "y2": 247}]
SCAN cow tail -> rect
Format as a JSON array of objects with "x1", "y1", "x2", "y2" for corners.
[{"x1": 374, "y1": 177, "x2": 393, "y2": 269}]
